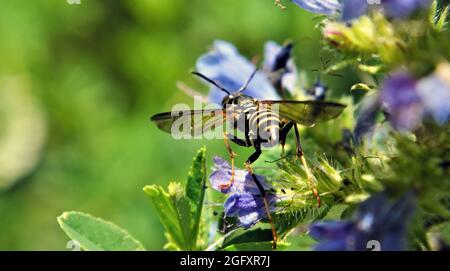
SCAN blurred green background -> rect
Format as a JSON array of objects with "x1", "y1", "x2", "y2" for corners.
[{"x1": 0, "y1": 0, "x2": 353, "y2": 250}]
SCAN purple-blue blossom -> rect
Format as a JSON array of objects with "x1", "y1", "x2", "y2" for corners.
[
  {"x1": 379, "y1": 69, "x2": 450, "y2": 132},
  {"x1": 209, "y1": 156, "x2": 277, "y2": 228},
  {"x1": 383, "y1": 0, "x2": 431, "y2": 19},
  {"x1": 210, "y1": 156, "x2": 270, "y2": 195},
  {"x1": 306, "y1": 81, "x2": 328, "y2": 100},
  {"x1": 380, "y1": 71, "x2": 424, "y2": 131},
  {"x1": 224, "y1": 193, "x2": 277, "y2": 228},
  {"x1": 309, "y1": 191, "x2": 416, "y2": 251},
  {"x1": 196, "y1": 40, "x2": 297, "y2": 104},
  {"x1": 341, "y1": 0, "x2": 368, "y2": 21},
  {"x1": 293, "y1": 0, "x2": 431, "y2": 21},
  {"x1": 417, "y1": 64, "x2": 450, "y2": 125},
  {"x1": 354, "y1": 95, "x2": 381, "y2": 142},
  {"x1": 263, "y1": 41, "x2": 298, "y2": 96},
  {"x1": 292, "y1": 0, "x2": 341, "y2": 16},
  {"x1": 342, "y1": 0, "x2": 431, "y2": 20}
]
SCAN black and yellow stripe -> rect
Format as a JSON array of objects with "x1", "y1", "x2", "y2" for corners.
[{"x1": 247, "y1": 106, "x2": 281, "y2": 147}]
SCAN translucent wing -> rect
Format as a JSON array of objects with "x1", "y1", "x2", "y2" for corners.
[
  {"x1": 150, "y1": 109, "x2": 225, "y2": 137},
  {"x1": 259, "y1": 100, "x2": 346, "y2": 126}
]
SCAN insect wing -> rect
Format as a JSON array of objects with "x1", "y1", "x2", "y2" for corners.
[
  {"x1": 260, "y1": 100, "x2": 346, "y2": 126},
  {"x1": 150, "y1": 109, "x2": 225, "y2": 137}
]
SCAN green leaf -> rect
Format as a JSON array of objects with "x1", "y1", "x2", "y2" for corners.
[
  {"x1": 340, "y1": 204, "x2": 357, "y2": 219},
  {"x1": 143, "y1": 147, "x2": 207, "y2": 250},
  {"x1": 285, "y1": 234, "x2": 317, "y2": 251},
  {"x1": 221, "y1": 226, "x2": 288, "y2": 251},
  {"x1": 429, "y1": 0, "x2": 438, "y2": 26},
  {"x1": 57, "y1": 211, "x2": 145, "y2": 251},
  {"x1": 323, "y1": 204, "x2": 348, "y2": 220},
  {"x1": 275, "y1": 204, "x2": 331, "y2": 238},
  {"x1": 435, "y1": 222, "x2": 450, "y2": 245},
  {"x1": 426, "y1": 221, "x2": 450, "y2": 250},
  {"x1": 350, "y1": 83, "x2": 375, "y2": 92},
  {"x1": 357, "y1": 64, "x2": 384, "y2": 74},
  {"x1": 168, "y1": 182, "x2": 194, "y2": 249},
  {"x1": 436, "y1": 5, "x2": 449, "y2": 31},
  {"x1": 324, "y1": 58, "x2": 357, "y2": 73},
  {"x1": 143, "y1": 184, "x2": 186, "y2": 250},
  {"x1": 430, "y1": 0, "x2": 449, "y2": 32},
  {"x1": 222, "y1": 226, "x2": 273, "y2": 248},
  {"x1": 185, "y1": 146, "x2": 207, "y2": 247}
]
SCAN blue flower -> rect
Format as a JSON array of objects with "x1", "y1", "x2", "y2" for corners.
[
  {"x1": 224, "y1": 193, "x2": 277, "y2": 228},
  {"x1": 380, "y1": 71, "x2": 424, "y2": 131},
  {"x1": 361, "y1": 67, "x2": 449, "y2": 134},
  {"x1": 354, "y1": 95, "x2": 381, "y2": 142},
  {"x1": 263, "y1": 41, "x2": 298, "y2": 96},
  {"x1": 341, "y1": 0, "x2": 368, "y2": 21},
  {"x1": 209, "y1": 156, "x2": 277, "y2": 228},
  {"x1": 296, "y1": 0, "x2": 431, "y2": 21},
  {"x1": 309, "y1": 191, "x2": 416, "y2": 251},
  {"x1": 196, "y1": 40, "x2": 297, "y2": 104},
  {"x1": 210, "y1": 156, "x2": 270, "y2": 195},
  {"x1": 292, "y1": 0, "x2": 341, "y2": 16},
  {"x1": 417, "y1": 63, "x2": 450, "y2": 125},
  {"x1": 383, "y1": 0, "x2": 431, "y2": 19},
  {"x1": 306, "y1": 81, "x2": 328, "y2": 100}
]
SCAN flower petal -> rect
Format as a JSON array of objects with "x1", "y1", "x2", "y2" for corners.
[
  {"x1": 242, "y1": 172, "x2": 272, "y2": 195},
  {"x1": 209, "y1": 156, "x2": 273, "y2": 195},
  {"x1": 224, "y1": 194, "x2": 240, "y2": 216},
  {"x1": 354, "y1": 95, "x2": 381, "y2": 142},
  {"x1": 342, "y1": 0, "x2": 368, "y2": 21},
  {"x1": 380, "y1": 71, "x2": 424, "y2": 131},
  {"x1": 263, "y1": 41, "x2": 298, "y2": 95},
  {"x1": 209, "y1": 156, "x2": 250, "y2": 194},
  {"x1": 212, "y1": 156, "x2": 231, "y2": 170},
  {"x1": 417, "y1": 69, "x2": 450, "y2": 124},
  {"x1": 383, "y1": 0, "x2": 431, "y2": 19},
  {"x1": 309, "y1": 221, "x2": 354, "y2": 240},
  {"x1": 224, "y1": 193, "x2": 261, "y2": 217},
  {"x1": 314, "y1": 238, "x2": 349, "y2": 251},
  {"x1": 237, "y1": 211, "x2": 261, "y2": 228},
  {"x1": 196, "y1": 40, "x2": 279, "y2": 104},
  {"x1": 263, "y1": 41, "x2": 292, "y2": 72},
  {"x1": 293, "y1": 0, "x2": 341, "y2": 16},
  {"x1": 311, "y1": 192, "x2": 416, "y2": 251},
  {"x1": 224, "y1": 193, "x2": 277, "y2": 228}
]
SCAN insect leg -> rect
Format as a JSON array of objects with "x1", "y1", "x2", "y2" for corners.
[
  {"x1": 279, "y1": 122, "x2": 294, "y2": 156},
  {"x1": 221, "y1": 132, "x2": 238, "y2": 191},
  {"x1": 293, "y1": 124, "x2": 321, "y2": 207},
  {"x1": 244, "y1": 144, "x2": 278, "y2": 249},
  {"x1": 225, "y1": 132, "x2": 252, "y2": 147}
]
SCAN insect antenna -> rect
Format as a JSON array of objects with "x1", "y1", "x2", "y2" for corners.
[
  {"x1": 191, "y1": 71, "x2": 231, "y2": 95},
  {"x1": 237, "y1": 68, "x2": 258, "y2": 93}
]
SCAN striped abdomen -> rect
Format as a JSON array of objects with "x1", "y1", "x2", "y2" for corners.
[{"x1": 247, "y1": 107, "x2": 281, "y2": 148}]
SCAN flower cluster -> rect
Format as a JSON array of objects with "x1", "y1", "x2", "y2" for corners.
[
  {"x1": 356, "y1": 63, "x2": 450, "y2": 135},
  {"x1": 209, "y1": 156, "x2": 278, "y2": 228},
  {"x1": 291, "y1": 0, "x2": 449, "y2": 135},
  {"x1": 196, "y1": 40, "x2": 298, "y2": 104},
  {"x1": 309, "y1": 192, "x2": 417, "y2": 251},
  {"x1": 293, "y1": 0, "x2": 431, "y2": 21},
  {"x1": 381, "y1": 64, "x2": 450, "y2": 131}
]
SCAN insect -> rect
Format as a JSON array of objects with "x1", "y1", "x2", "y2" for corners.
[{"x1": 151, "y1": 70, "x2": 346, "y2": 248}]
